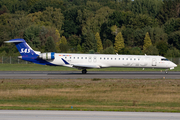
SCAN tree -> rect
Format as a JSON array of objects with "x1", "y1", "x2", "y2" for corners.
[
  {"x1": 108, "y1": 11, "x2": 133, "y2": 28},
  {"x1": 122, "y1": 27, "x2": 134, "y2": 47},
  {"x1": 102, "y1": 46, "x2": 114, "y2": 54},
  {"x1": 62, "y1": 6, "x2": 82, "y2": 38},
  {"x1": 149, "y1": 27, "x2": 168, "y2": 45},
  {"x1": 129, "y1": 14, "x2": 158, "y2": 29},
  {"x1": 0, "y1": 5, "x2": 9, "y2": 15},
  {"x1": 143, "y1": 32, "x2": 152, "y2": 51},
  {"x1": 59, "y1": 43, "x2": 69, "y2": 53},
  {"x1": 38, "y1": 26, "x2": 60, "y2": 52},
  {"x1": 95, "y1": 32, "x2": 103, "y2": 52},
  {"x1": 60, "y1": 36, "x2": 67, "y2": 45},
  {"x1": 157, "y1": 0, "x2": 180, "y2": 24},
  {"x1": 164, "y1": 18, "x2": 180, "y2": 35},
  {"x1": 59, "y1": 36, "x2": 68, "y2": 52},
  {"x1": 23, "y1": 25, "x2": 41, "y2": 49},
  {"x1": 45, "y1": 36, "x2": 56, "y2": 52},
  {"x1": 68, "y1": 35, "x2": 81, "y2": 47},
  {"x1": 168, "y1": 31, "x2": 180, "y2": 50},
  {"x1": 82, "y1": 31, "x2": 96, "y2": 52},
  {"x1": 130, "y1": 47, "x2": 143, "y2": 55},
  {"x1": 114, "y1": 32, "x2": 124, "y2": 53},
  {"x1": 91, "y1": 6, "x2": 114, "y2": 33},
  {"x1": 131, "y1": 0, "x2": 162, "y2": 18},
  {"x1": 165, "y1": 47, "x2": 180, "y2": 57},
  {"x1": 29, "y1": 0, "x2": 64, "y2": 13},
  {"x1": 67, "y1": 35, "x2": 81, "y2": 52},
  {"x1": 77, "y1": 44, "x2": 82, "y2": 52},
  {"x1": 40, "y1": 7, "x2": 64, "y2": 33},
  {"x1": 156, "y1": 40, "x2": 168, "y2": 56},
  {"x1": 86, "y1": 1, "x2": 101, "y2": 12},
  {"x1": 103, "y1": 39, "x2": 113, "y2": 49},
  {"x1": 55, "y1": 29, "x2": 61, "y2": 52},
  {"x1": 144, "y1": 45, "x2": 159, "y2": 55}
]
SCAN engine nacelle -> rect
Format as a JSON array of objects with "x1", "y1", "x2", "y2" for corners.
[{"x1": 39, "y1": 52, "x2": 55, "y2": 60}]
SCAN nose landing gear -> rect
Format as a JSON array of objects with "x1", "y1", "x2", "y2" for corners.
[{"x1": 82, "y1": 69, "x2": 87, "y2": 74}]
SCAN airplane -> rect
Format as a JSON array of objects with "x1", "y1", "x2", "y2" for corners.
[{"x1": 5, "y1": 38, "x2": 177, "y2": 74}]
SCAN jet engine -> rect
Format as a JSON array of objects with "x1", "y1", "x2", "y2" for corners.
[{"x1": 39, "y1": 52, "x2": 55, "y2": 60}]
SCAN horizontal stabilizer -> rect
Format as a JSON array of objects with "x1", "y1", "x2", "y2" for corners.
[{"x1": 4, "y1": 40, "x2": 25, "y2": 43}]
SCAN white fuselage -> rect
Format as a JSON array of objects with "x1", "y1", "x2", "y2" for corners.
[{"x1": 49, "y1": 53, "x2": 177, "y2": 69}]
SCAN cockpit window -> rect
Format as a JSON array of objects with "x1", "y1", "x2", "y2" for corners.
[{"x1": 161, "y1": 58, "x2": 169, "y2": 61}]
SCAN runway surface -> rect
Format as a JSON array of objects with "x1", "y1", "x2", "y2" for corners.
[
  {"x1": 0, "y1": 110, "x2": 180, "y2": 120},
  {"x1": 0, "y1": 71, "x2": 179, "y2": 79}
]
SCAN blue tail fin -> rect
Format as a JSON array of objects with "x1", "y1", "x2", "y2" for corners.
[{"x1": 5, "y1": 38, "x2": 39, "y2": 56}]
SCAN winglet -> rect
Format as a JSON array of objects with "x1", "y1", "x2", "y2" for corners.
[{"x1": 61, "y1": 58, "x2": 70, "y2": 65}]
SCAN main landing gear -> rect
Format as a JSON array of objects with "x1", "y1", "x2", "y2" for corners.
[
  {"x1": 165, "y1": 69, "x2": 168, "y2": 74},
  {"x1": 82, "y1": 69, "x2": 87, "y2": 74}
]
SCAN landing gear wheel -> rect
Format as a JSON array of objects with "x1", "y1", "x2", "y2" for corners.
[
  {"x1": 82, "y1": 69, "x2": 87, "y2": 74},
  {"x1": 165, "y1": 69, "x2": 168, "y2": 74}
]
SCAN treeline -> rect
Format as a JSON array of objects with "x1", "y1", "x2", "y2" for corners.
[{"x1": 0, "y1": 0, "x2": 180, "y2": 57}]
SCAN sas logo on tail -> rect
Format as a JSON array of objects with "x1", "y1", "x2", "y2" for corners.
[{"x1": 20, "y1": 48, "x2": 30, "y2": 53}]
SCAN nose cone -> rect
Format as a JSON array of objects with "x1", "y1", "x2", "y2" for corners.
[
  {"x1": 171, "y1": 62, "x2": 177, "y2": 68},
  {"x1": 173, "y1": 63, "x2": 177, "y2": 67}
]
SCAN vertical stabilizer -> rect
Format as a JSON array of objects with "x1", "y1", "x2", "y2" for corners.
[{"x1": 5, "y1": 38, "x2": 38, "y2": 56}]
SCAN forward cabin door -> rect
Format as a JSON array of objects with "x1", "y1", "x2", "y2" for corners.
[{"x1": 152, "y1": 58, "x2": 157, "y2": 66}]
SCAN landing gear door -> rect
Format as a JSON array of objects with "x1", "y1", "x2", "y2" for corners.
[{"x1": 152, "y1": 58, "x2": 157, "y2": 66}]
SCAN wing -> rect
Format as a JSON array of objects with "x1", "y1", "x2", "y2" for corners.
[{"x1": 61, "y1": 58, "x2": 101, "y2": 69}]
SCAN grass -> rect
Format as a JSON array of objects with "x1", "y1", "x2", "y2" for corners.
[
  {"x1": 0, "y1": 64, "x2": 180, "y2": 71},
  {"x1": 0, "y1": 78, "x2": 180, "y2": 112}
]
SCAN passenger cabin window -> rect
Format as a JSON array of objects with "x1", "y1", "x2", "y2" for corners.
[
  {"x1": 70, "y1": 57, "x2": 71, "y2": 59},
  {"x1": 85, "y1": 57, "x2": 87, "y2": 59},
  {"x1": 130, "y1": 58, "x2": 132, "y2": 60},
  {"x1": 115, "y1": 58, "x2": 116, "y2": 60},
  {"x1": 77, "y1": 57, "x2": 79, "y2": 59},
  {"x1": 119, "y1": 58, "x2": 120, "y2": 60},
  {"x1": 111, "y1": 58, "x2": 113, "y2": 60},
  {"x1": 104, "y1": 58, "x2": 106, "y2": 60},
  {"x1": 122, "y1": 58, "x2": 124, "y2": 60},
  {"x1": 126, "y1": 58, "x2": 128, "y2": 60},
  {"x1": 81, "y1": 57, "x2": 83, "y2": 59},
  {"x1": 65, "y1": 57, "x2": 67, "y2": 59},
  {"x1": 74, "y1": 57, "x2": 75, "y2": 59},
  {"x1": 161, "y1": 58, "x2": 169, "y2": 61}
]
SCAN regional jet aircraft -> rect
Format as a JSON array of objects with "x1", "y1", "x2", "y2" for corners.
[{"x1": 5, "y1": 38, "x2": 177, "y2": 74}]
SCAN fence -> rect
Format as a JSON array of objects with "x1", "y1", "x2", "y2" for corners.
[
  {"x1": 0, "y1": 56, "x2": 33, "y2": 64},
  {"x1": 0, "y1": 56, "x2": 180, "y2": 65}
]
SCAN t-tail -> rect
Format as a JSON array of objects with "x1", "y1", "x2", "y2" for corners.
[
  {"x1": 5, "y1": 38, "x2": 56, "y2": 65},
  {"x1": 4, "y1": 38, "x2": 40, "y2": 62}
]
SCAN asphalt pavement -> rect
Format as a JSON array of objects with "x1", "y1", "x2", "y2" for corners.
[{"x1": 0, "y1": 71, "x2": 179, "y2": 79}]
